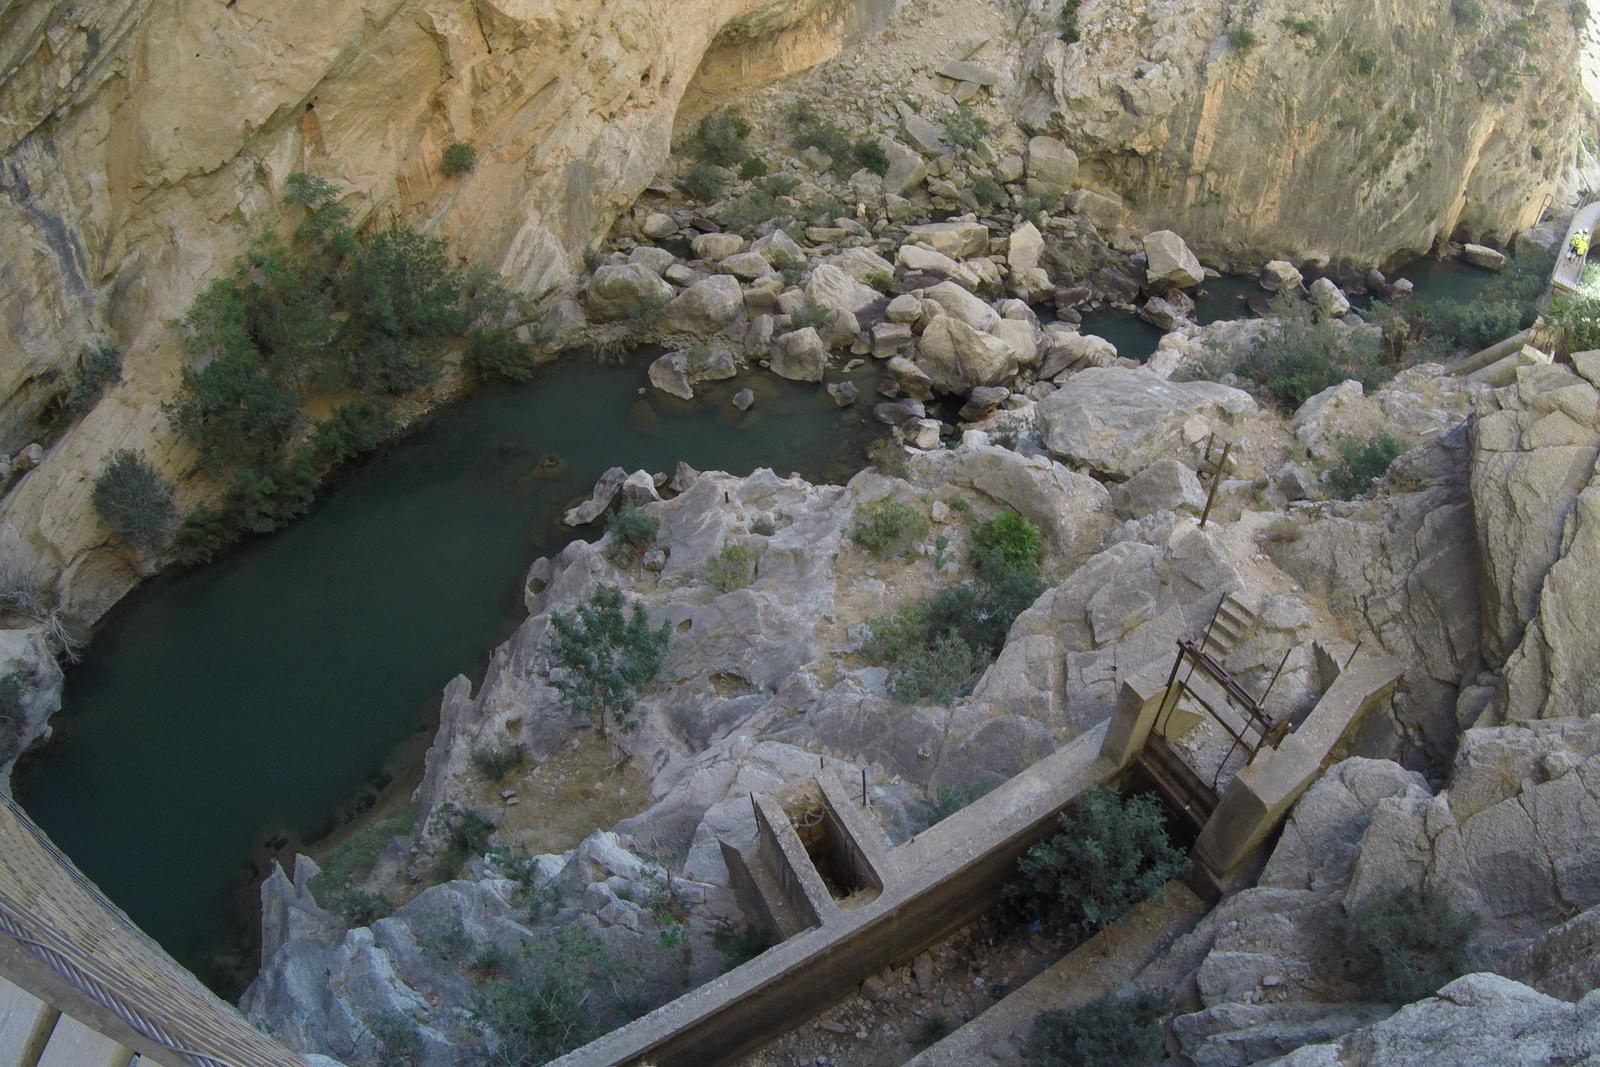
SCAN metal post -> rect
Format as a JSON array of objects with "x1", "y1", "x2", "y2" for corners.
[
  {"x1": 1199, "y1": 442, "x2": 1231, "y2": 529},
  {"x1": 861, "y1": 769, "x2": 867, "y2": 807}
]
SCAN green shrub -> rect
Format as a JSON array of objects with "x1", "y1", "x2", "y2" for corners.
[
  {"x1": 854, "y1": 140, "x2": 890, "y2": 176},
  {"x1": 789, "y1": 102, "x2": 853, "y2": 161},
  {"x1": 705, "y1": 542, "x2": 756, "y2": 593},
  {"x1": 970, "y1": 511, "x2": 1043, "y2": 582},
  {"x1": 1059, "y1": 0, "x2": 1081, "y2": 42},
  {"x1": 989, "y1": 413, "x2": 1042, "y2": 450},
  {"x1": 431, "y1": 802, "x2": 495, "y2": 879},
  {"x1": 464, "y1": 326, "x2": 539, "y2": 382},
  {"x1": 738, "y1": 156, "x2": 770, "y2": 180},
  {"x1": 682, "y1": 163, "x2": 727, "y2": 202},
  {"x1": 311, "y1": 805, "x2": 416, "y2": 904},
  {"x1": 170, "y1": 448, "x2": 321, "y2": 565},
  {"x1": 762, "y1": 173, "x2": 800, "y2": 198},
  {"x1": 691, "y1": 111, "x2": 752, "y2": 167},
  {"x1": 867, "y1": 626, "x2": 983, "y2": 703},
  {"x1": 548, "y1": 587, "x2": 670, "y2": 735},
  {"x1": 851, "y1": 498, "x2": 929, "y2": 557},
  {"x1": 68, "y1": 343, "x2": 122, "y2": 413},
  {"x1": 944, "y1": 106, "x2": 990, "y2": 150},
  {"x1": 972, "y1": 176, "x2": 1005, "y2": 207},
  {"x1": 1353, "y1": 49, "x2": 1378, "y2": 75},
  {"x1": 1340, "y1": 886, "x2": 1475, "y2": 1003},
  {"x1": 606, "y1": 505, "x2": 660, "y2": 562},
  {"x1": 722, "y1": 190, "x2": 786, "y2": 232},
  {"x1": 1404, "y1": 298, "x2": 1521, "y2": 355},
  {"x1": 1281, "y1": 16, "x2": 1319, "y2": 36},
  {"x1": 167, "y1": 344, "x2": 302, "y2": 473},
  {"x1": 1236, "y1": 292, "x2": 1388, "y2": 408},
  {"x1": 1324, "y1": 433, "x2": 1404, "y2": 500},
  {"x1": 1452, "y1": 0, "x2": 1483, "y2": 25},
  {"x1": 336, "y1": 888, "x2": 392, "y2": 926},
  {"x1": 1228, "y1": 27, "x2": 1260, "y2": 49},
  {"x1": 914, "y1": 786, "x2": 976, "y2": 832},
  {"x1": 471, "y1": 942, "x2": 514, "y2": 977},
  {"x1": 473, "y1": 928, "x2": 616, "y2": 1063},
  {"x1": 1027, "y1": 995, "x2": 1164, "y2": 1067},
  {"x1": 750, "y1": 515, "x2": 777, "y2": 536},
  {"x1": 1572, "y1": 0, "x2": 1590, "y2": 27},
  {"x1": 311, "y1": 400, "x2": 394, "y2": 465},
  {"x1": 711, "y1": 925, "x2": 772, "y2": 968},
  {"x1": 470, "y1": 741, "x2": 530, "y2": 781},
  {"x1": 442, "y1": 141, "x2": 478, "y2": 176},
  {"x1": 92, "y1": 449, "x2": 175, "y2": 550},
  {"x1": 1007, "y1": 789, "x2": 1189, "y2": 931},
  {"x1": 1543, "y1": 291, "x2": 1600, "y2": 355},
  {"x1": 370, "y1": 1012, "x2": 423, "y2": 1065},
  {"x1": 624, "y1": 292, "x2": 669, "y2": 331}
]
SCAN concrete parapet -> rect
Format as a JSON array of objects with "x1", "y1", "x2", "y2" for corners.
[
  {"x1": 1465, "y1": 343, "x2": 1552, "y2": 387},
  {"x1": 550, "y1": 724, "x2": 1111, "y2": 1067},
  {"x1": 815, "y1": 771, "x2": 889, "y2": 894},
  {"x1": 751, "y1": 792, "x2": 835, "y2": 931},
  {"x1": 1193, "y1": 647, "x2": 1403, "y2": 878},
  {"x1": 1097, "y1": 662, "x2": 1180, "y2": 771}
]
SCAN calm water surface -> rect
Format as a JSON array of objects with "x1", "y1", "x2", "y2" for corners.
[{"x1": 19, "y1": 355, "x2": 881, "y2": 991}]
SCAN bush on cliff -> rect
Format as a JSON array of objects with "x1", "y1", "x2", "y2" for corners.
[
  {"x1": 1340, "y1": 886, "x2": 1475, "y2": 1002},
  {"x1": 1323, "y1": 432, "x2": 1404, "y2": 500},
  {"x1": 1027, "y1": 994, "x2": 1165, "y2": 1067},
  {"x1": 1237, "y1": 291, "x2": 1388, "y2": 407},
  {"x1": 92, "y1": 449, "x2": 176, "y2": 551},
  {"x1": 1007, "y1": 789, "x2": 1189, "y2": 931},
  {"x1": 548, "y1": 588, "x2": 670, "y2": 737}
]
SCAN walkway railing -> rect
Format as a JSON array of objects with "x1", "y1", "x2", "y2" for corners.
[{"x1": 0, "y1": 792, "x2": 308, "y2": 1067}]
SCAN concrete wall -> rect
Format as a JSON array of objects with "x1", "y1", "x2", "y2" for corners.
[
  {"x1": 1193, "y1": 647, "x2": 1403, "y2": 877},
  {"x1": 548, "y1": 724, "x2": 1113, "y2": 1067},
  {"x1": 752, "y1": 793, "x2": 832, "y2": 931}
]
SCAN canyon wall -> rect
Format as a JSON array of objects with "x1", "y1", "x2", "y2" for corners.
[
  {"x1": 1019, "y1": 0, "x2": 1586, "y2": 266},
  {"x1": 0, "y1": 0, "x2": 850, "y2": 619}
]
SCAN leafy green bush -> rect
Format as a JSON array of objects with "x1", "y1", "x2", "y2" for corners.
[
  {"x1": 944, "y1": 106, "x2": 990, "y2": 150},
  {"x1": 691, "y1": 111, "x2": 752, "y2": 167},
  {"x1": 1353, "y1": 49, "x2": 1378, "y2": 75},
  {"x1": 681, "y1": 163, "x2": 726, "y2": 202},
  {"x1": 1236, "y1": 292, "x2": 1388, "y2": 408},
  {"x1": 336, "y1": 888, "x2": 392, "y2": 926},
  {"x1": 1405, "y1": 298, "x2": 1522, "y2": 355},
  {"x1": 854, "y1": 140, "x2": 890, "y2": 176},
  {"x1": 471, "y1": 942, "x2": 514, "y2": 977},
  {"x1": 851, "y1": 498, "x2": 929, "y2": 557},
  {"x1": 722, "y1": 190, "x2": 786, "y2": 232},
  {"x1": 370, "y1": 1012, "x2": 423, "y2": 1064},
  {"x1": 1324, "y1": 433, "x2": 1404, "y2": 500},
  {"x1": 868, "y1": 627, "x2": 983, "y2": 703},
  {"x1": 1452, "y1": 0, "x2": 1483, "y2": 25},
  {"x1": 738, "y1": 156, "x2": 769, "y2": 180},
  {"x1": 606, "y1": 505, "x2": 659, "y2": 562},
  {"x1": 431, "y1": 802, "x2": 495, "y2": 879},
  {"x1": 464, "y1": 326, "x2": 539, "y2": 382},
  {"x1": 1340, "y1": 886, "x2": 1475, "y2": 1003},
  {"x1": 1059, "y1": 0, "x2": 1082, "y2": 42},
  {"x1": 69, "y1": 343, "x2": 122, "y2": 413},
  {"x1": 470, "y1": 741, "x2": 530, "y2": 781},
  {"x1": 93, "y1": 449, "x2": 176, "y2": 550},
  {"x1": 548, "y1": 588, "x2": 670, "y2": 735},
  {"x1": 1007, "y1": 789, "x2": 1189, "y2": 930},
  {"x1": 1227, "y1": 27, "x2": 1260, "y2": 49},
  {"x1": 788, "y1": 101, "x2": 853, "y2": 161},
  {"x1": 970, "y1": 511, "x2": 1042, "y2": 583},
  {"x1": 763, "y1": 173, "x2": 800, "y2": 198},
  {"x1": 311, "y1": 400, "x2": 394, "y2": 465},
  {"x1": 711, "y1": 925, "x2": 772, "y2": 968},
  {"x1": 705, "y1": 542, "x2": 756, "y2": 593},
  {"x1": 1281, "y1": 16, "x2": 1319, "y2": 36},
  {"x1": 914, "y1": 785, "x2": 977, "y2": 832},
  {"x1": 167, "y1": 345, "x2": 303, "y2": 473},
  {"x1": 442, "y1": 141, "x2": 478, "y2": 176},
  {"x1": 1027, "y1": 995, "x2": 1164, "y2": 1067},
  {"x1": 972, "y1": 176, "x2": 1005, "y2": 207},
  {"x1": 473, "y1": 928, "x2": 617, "y2": 1064},
  {"x1": 1545, "y1": 291, "x2": 1600, "y2": 355},
  {"x1": 624, "y1": 292, "x2": 669, "y2": 331}
]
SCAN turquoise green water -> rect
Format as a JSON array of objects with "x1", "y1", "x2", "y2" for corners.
[{"x1": 17, "y1": 355, "x2": 881, "y2": 992}]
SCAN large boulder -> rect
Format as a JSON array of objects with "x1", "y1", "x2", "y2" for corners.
[
  {"x1": 906, "y1": 220, "x2": 990, "y2": 259},
  {"x1": 1036, "y1": 367, "x2": 1256, "y2": 478},
  {"x1": 647, "y1": 352, "x2": 694, "y2": 400},
  {"x1": 664, "y1": 275, "x2": 743, "y2": 332},
  {"x1": 896, "y1": 244, "x2": 981, "y2": 288},
  {"x1": 1025, "y1": 135, "x2": 1078, "y2": 197},
  {"x1": 1462, "y1": 243, "x2": 1507, "y2": 271},
  {"x1": 824, "y1": 247, "x2": 897, "y2": 286},
  {"x1": 1261, "y1": 259, "x2": 1305, "y2": 291},
  {"x1": 770, "y1": 327, "x2": 827, "y2": 382},
  {"x1": 587, "y1": 263, "x2": 675, "y2": 320},
  {"x1": 916, "y1": 316, "x2": 1020, "y2": 394},
  {"x1": 805, "y1": 263, "x2": 880, "y2": 318},
  {"x1": 922, "y1": 280, "x2": 1001, "y2": 331},
  {"x1": 1143, "y1": 230, "x2": 1204, "y2": 288},
  {"x1": 880, "y1": 138, "x2": 927, "y2": 195},
  {"x1": 691, "y1": 232, "x2": 744, "y2": 261},
  {"x1": 1309, "y1": 276, "x2": 1351, "y2": 318},
  {"x1": 1039, "y1": 329, "x2": 1118, "y2": 378},
  {"x1": 1007, "y1": 221, "x2": 1044, "y2": 273}
]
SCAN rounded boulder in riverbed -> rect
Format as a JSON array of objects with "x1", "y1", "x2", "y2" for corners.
[{"x1": 731, "y1": 388, "x2": 755, "y2": 411}]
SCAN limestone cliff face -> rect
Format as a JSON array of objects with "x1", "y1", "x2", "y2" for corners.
[
  {"x1": 0, "y1": 0, "x2": 851, "y2": 619},
  {"x1": 1020, "y1": 0, "x2": 1586, "y2": 266}
]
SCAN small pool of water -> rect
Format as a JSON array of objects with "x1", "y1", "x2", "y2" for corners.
[{"x1": 17, "y1": 354, "x2": 882, "y2": 993}]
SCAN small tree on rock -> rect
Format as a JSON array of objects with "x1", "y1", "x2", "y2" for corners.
[
  {"x1": 548, "y1": 588, "x2": 670, "y2": 739},
  {"x1": 92, "y1": 449, "x2": 176, "y2": 550},
  {"x1": 1340, "y1": 885, "x2": 1475, "y2": 1003}
]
